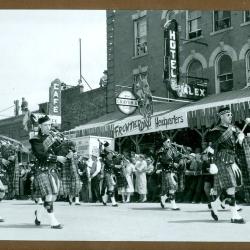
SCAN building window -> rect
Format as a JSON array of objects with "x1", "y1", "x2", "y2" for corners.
[
  {"x1": 246, "y1": 50, "x2": 250, "y2": 85},
  {"x1": 187, "y1": 11, "x2": 202, "y2": 39},
  {"x1": 134, "y1": 17, "x2": 147, "y2": 56},
  {"x1": 187, "y1": 60, "x2": 204, "y2": 83},
  {"x1": 217, "y1": 54, "x2": 233, "y2": 92},
  {"x1": 214, "y1": 11, "x2": 231, "y2": 31},
  {"x1": 244, "y1": 11, "x2": 250, "y2": 22}
]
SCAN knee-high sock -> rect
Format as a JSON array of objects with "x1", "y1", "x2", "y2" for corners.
[
  {"x1": 230, "y1": 206, "x2": 242, "y2": 220},
  {"x1": 161, "y1": 194, "x2": 167, "y2": 206},
  {"x1": 75, "y1": 196, "x2": 80, "y2": 204},
  {"x1": 48, "y1": 212, "x2": 60, "y2": 226},
  {"x1": 126, "y1": 194, "x2": 131, "y2": 202},
  {"x1": 111, "y1": 196, "x2": 117, "y2": 205}
]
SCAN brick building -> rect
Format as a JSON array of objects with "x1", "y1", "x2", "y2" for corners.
[
  {"x1": 61, "y1": 85, "x2": 107, "y2": 131},
  {"x1": 106, "y1": 10, "x2": 250, "y2": 113}
]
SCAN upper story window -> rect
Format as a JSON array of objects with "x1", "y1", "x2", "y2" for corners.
[
  {"x1": 187, "y1": 11, "x2": 202, "y2": 39},
  {"x1": 187, "y1": 60, "x2": 204, "y2": 82},
  {"x1": 217, "y1": 54, "x2": 233, "y2": 92},
  {"x1": 244, "y1": 11, "x2": 250, "y2": 22},
  {"x1": 134, "y1": 17, "x2": 147, "y2": 56},
  {"x1": 214, "y1": 11, "x2": 231, "y2": 31}
]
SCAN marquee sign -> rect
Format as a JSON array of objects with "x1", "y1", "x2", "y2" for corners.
[
  {"x1": 116, "y1": 90, "x2": 138, "y2": 115},
  {"x1": 49, "y1": 79, "x2": 62, "y2": 115},
  {"x1": 163, "y1": 19, "x2": 179, "y2": 92}
]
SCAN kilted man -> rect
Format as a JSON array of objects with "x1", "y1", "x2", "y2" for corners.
[
  {"x1": 60, "y1": 150, "x2": 82, "y2": 206},
  {"x1": 0, "y1": 151, "x2": 8, "y2": 222},
  {"x1": 156, "y1": 137, "x2": 181, "y2": 210},
  {"x1": 207, "y1": 106, "x2": 245, "y2": 224},
  {"x1": 29, "y1": 115, "x2": 67, "y2": 229},
  {"x1": 100, "y1": 149, "x2": 118, "y2": 207}
]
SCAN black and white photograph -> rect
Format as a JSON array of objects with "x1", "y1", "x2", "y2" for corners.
[{"x1": 1, "y1": 3, "x2": 250, "y2": 249}]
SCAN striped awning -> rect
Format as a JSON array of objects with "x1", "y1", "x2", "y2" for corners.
[{"x1": 186, "y1": 87, "x2": 250, "y2": 129}]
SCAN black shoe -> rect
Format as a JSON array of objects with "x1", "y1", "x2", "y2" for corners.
[
  {"x1": 231, "y1": 218, "x2": 246, "y2": 224},
  {"x1": 220, "y1": 203, "x2": 226, "y2": 209},
  {"x1": 172, "y1": 207, "x2": 180, "y2": 211},
  {"x1": 208, "y1": 203, "x2": 212, "y2": 209},
  {"x1": 210, "y1": 210, "x2": 218, "y2": 221},
  {"x1": 51, "y1": 224, "x2": 63, "y2": 229},
  {"x1": 237, "y1": 207, "x2": 243, "y2": 212},
  {"x1": 34, "y1": 210, "x2": 41, "y2": 226},
  {"x1": 0, "y1": 218, "x2": 4, "y2": 222},
  {"x1": 112, "y1": 204, "x2": 118, "y2": 207}
]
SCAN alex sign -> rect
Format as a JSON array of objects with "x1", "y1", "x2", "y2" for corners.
[
  {"x1": 49, "y1": 79, "x2": 61, "y2": 115},
  {"x1": 176, "y1": 82, "x2": 207, "y2": 99},
  {"x1": 114, "y1": 111, "x2": 188, "y2": 138}
]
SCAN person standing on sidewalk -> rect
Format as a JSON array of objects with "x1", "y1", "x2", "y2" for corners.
[{"x1": 89, "y1": 148, "x2": 102, "y2": 203}]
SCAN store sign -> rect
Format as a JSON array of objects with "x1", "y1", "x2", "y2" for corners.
[
  {"x1": 116, "y1": 90, "x2": 138, "y2": 115},
  {"x1": 114, "y1": 111, "x2": 188, "y2": 138},
  {"x1": 176, "y1": 82, "x2": 207, "y2": 100},
  {"x1": 49, "y1": 79, "x2": 61, "y2": 115},
  {"x1": 163, "y1": 19, "x2": 179, "y2": 91}
]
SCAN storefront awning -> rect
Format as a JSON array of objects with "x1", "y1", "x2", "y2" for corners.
[
  {"x1": 184, "y1": 87, "x2": 250, "y2": 129},
  {"x1": 64, "y1": 101, "x2": 187, "y2": 138}
]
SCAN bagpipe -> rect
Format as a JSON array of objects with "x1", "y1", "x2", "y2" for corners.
[{"x1": 43, "y1": 127, "x2": 76, "y2": 157}]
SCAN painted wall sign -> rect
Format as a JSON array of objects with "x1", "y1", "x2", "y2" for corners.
[
  {"x1": 114, "y1": 110, "x2": 188, "y2": 138},
  {"x1": 163, "y1": 19, "x2": 179, "y2": 92},
  {"x1": 49, "y1": 79, "x2": 61, "y2": 115},
  {"x1": 116, "y1": 90, "x2": 138, "y2": 115}
]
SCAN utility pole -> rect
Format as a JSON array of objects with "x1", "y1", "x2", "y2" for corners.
[{"x1": 78, "y1": 38, "x2": 92, "y2": 90}]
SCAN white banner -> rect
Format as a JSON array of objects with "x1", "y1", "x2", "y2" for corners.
[{"x1": 114, "y1": 111, "x2": 188, "y2": 138}]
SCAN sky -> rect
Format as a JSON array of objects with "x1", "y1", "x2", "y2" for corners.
[{"x1": 0, "y1": 10, "x2": 107, "y2": 119}]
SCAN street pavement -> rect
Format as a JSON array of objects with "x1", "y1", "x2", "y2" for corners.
[{"x1": 0, "y1": 199, "x2": 250, "y2": 242}]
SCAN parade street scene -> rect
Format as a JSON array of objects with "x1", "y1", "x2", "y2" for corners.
[{"x1": 1, "y1": 9, "x2": 250, "y2": 244}]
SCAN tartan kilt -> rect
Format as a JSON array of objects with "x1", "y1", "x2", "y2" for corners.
[
  {"x1": 33, "y1": 170, "x2": 60, "y2": 198},
  {"x1": 115, "y1": 172, "x2": 127, "y2": 189},
  {"x1": 161, "y1": 172, "x2": 178, "y2": 195},
  {"x1": 104, "y1": 172, "x2": 116, "y2": 191},
  {"x1": 60, "y1": 160, "x2": 82, "y2": 196},
  {"x1": 213, "y1": 161, "x2": 243, "y2": 193}
]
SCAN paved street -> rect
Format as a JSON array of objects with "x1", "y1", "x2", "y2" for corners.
[{"x1": 0, "y1": 199, "x2": 250, "y2": 242}]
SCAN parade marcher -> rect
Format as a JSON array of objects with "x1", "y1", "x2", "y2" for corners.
[
  {"x1": 157, "y1": 137, "x2": 181, "y2": 210},
  {"x1": 0, "y1": 151, "x2": 8, "y2": 222},
  {"x1": 60, "y1": 148, "x2": 82, "y2": 206},
  {"x1": 100, "y1": 144, "x2": 118, "y2": 207},
  {"x1": 29, "y1": 115, "x2": 67, "y2": 229},
  {"x1": 207, "y1": 106, "x2": 245, "y2": 224}
]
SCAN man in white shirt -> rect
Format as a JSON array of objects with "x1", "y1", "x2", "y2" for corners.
[{"x1": 89, "y1": 149, "x2": 102, "y2": 203}]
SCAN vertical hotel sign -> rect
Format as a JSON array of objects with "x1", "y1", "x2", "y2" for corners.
[
  {"x1": 163, "y1": 19, "x2": 179, "y2": 92},
  {"x1": 49, "y1": 79, "x2": 61, "y2": 115}
]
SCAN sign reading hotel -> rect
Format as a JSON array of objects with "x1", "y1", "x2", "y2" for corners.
[
  {"x1": 116, "y1": 90, "x2": 138, "y2": 115},
  {"x1": 49, "y1": 79, "x2": 62, "y2": 115},
  {"x1": 163, "y1": 19, "x2": 179, "y2": 92},
  {"x1": 114, "y1": 111, "x2": 188, "y2": 138}
]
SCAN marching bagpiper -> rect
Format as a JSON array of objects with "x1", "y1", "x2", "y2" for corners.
[
  {"x1": 29, "y1": 115, "x2": 67, "y2": 229},
  {"x1": 99, "y1": 141, "x2": 118, "y2": 207},
  {"x1": 156, "y1": 136, "x2": 181, "y2": 210},
  {"x1": 207, "y1": 106, "x2": 246, "y2": 224}
]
